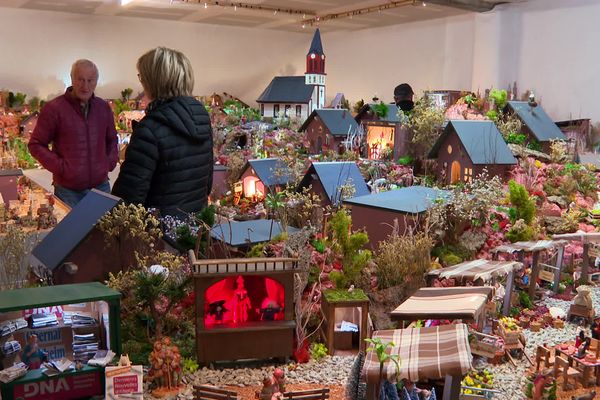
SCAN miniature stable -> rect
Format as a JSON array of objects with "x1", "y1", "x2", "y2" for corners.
[
  {"x1": 189, "y1": 252, "x2": 298, "y2": 365},
  {"x1": 320, "y1": 289, "x2": 370, "y2": 355},
  {"x1": 0, "y1": 282, "x2": 121, "y2": 400}
]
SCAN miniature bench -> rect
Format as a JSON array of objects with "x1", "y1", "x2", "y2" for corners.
[
  {"x1": 194, "y1": 384, "x2": 240, "y2": 400},
  {"x1": 281, "y1": 388, "x2": 330, "y2": 400}
]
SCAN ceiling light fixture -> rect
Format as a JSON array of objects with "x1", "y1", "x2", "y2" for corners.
[
  {"x1": 176, "y1": 1, "x2": 315, "y2": 17},
  {"x1": 303, "y1": 0, "x2": 413, "y2": 26},
  {"x1": 422, "y1": 1, "x2": 427, "y2": 6},
  {"x1": 120, "y1": 0, "x2": 135, "y2": 5},
  {"x1": 204, "y1": 2, "x2": 207, "y2": 8}
]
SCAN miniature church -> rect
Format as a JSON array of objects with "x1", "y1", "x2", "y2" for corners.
[{"x1": 256, "y1": 29, "x2": 326, "y2": 121}]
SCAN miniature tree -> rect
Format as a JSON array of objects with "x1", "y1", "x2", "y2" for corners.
[
  {"x1": 121, "y1": 88, "x2": 133, "y2": 102},
  {"x1": 147, "y1": 336, "x2": 183, "y2": 397},
  {"x1": 508, "y1": 180, "x2": 535, "y2": 224},
  {"x1": 328, "y1": 209, "x2": 371, "y2": 289}
]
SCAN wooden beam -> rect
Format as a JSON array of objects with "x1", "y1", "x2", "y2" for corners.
[
  {"x1": 442, "y1": 375, "x2": 461, "y2": 400},
  {"x1": 529, "y1": 251, "x2": 540, "y2": 299},
  {"x1": 553, "y1": 245, "x2": 564, "y2": 292},
  {"x1": 503, "y1": 269, "x2": 514, "y2": 316},
  {"x1": 581, "y1": 243, "x2": 590, "y2": 285}
]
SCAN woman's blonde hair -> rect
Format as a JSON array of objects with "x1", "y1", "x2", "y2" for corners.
[{"x1": 137, "y1": 47, "x2": 194, "y2": 100}]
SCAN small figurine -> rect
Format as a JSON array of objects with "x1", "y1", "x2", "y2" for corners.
[
  {"x1": 259, "y1": 298, "x2": 282, "y2": 321},
  {"x1": 21, "y1": 334, "x2": 47, "y2": 370},
  {"x1": 208, "y1": 300, "x2": 228, "y2": 322},
  {"x1": 258, "y1": 376, "x2": 280, "y2": 400},
  {"x1": 533, "y1": 372, "x2": 552, "y2": 400},
  {"x1": 576, "y1": 330, "x2": 586, "y2": 347},
  {"x1": 592, "y1": 318, "x2": 600, "y2": 340},
  {"x1": 272, "y1": 368, "x2": 285, "y2": 393},
  {"x1": 232, "y1": 276, "x2": 251, "y2": 323},
  {"x1": 118, "y1": 354, "x2": 132, "y2": 366},
  {"x1": 575, "y1": 337, "x2": 591, "y2": 359}
]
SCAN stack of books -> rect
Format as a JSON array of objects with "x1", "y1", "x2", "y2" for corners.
[
  {"x1": 0, "y1": 363, "x2": 28, "y2": 383},
  {"x1": 29, "y1": 313, "x2": 58, "y2": 328},
  {"x1": 73, "y1": 333, "x2": 99, "y2": 362},
  {"x1": 63, "y1": 312, "x2": 97, "y2": 327},
  {"x1": 0, "y1": 319, "x2": 28, "y2": 337},
  {"x1": 87, "y1": 349, "x2": 115, "y2": 367},
  {"x1": 1, "y1": 340, "x2": 22, "y2": 356}
]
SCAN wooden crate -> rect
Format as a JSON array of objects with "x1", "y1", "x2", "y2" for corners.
[{"x1": 498, "y1": 323, "x2": 520, "y2": 344}]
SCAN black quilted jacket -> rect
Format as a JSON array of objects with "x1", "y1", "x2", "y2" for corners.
[{"x1": 112, "y1": 96, "x2": 213, "y2": 216}]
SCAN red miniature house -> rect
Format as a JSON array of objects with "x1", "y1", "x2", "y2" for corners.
[{"x1": 190, "y1": 254, "x2": 298, "y2": 365}]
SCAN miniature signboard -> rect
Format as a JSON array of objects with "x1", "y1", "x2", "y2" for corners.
[
  {"x1": 105, "y1": 365, "x2": 143, "y2": 400},
  {"x1": 539, "y1": 270, "x2": 555, "y2": 283}
]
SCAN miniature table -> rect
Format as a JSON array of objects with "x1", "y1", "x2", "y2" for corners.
[
  {"x1": 321, "y1": 289, "x2": 369, "y2": 354},
  {"x1": 555, "y1": 342, "x2": 600, "y2": 387}
]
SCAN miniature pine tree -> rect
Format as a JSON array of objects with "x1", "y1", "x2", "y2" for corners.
[{"x1": 508, "y1": 180, "x2": 535, "y2": 224}]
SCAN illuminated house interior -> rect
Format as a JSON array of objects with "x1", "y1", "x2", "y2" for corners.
[
  {"x1": 204, "y1": 275, "x2": 285, "y2": 327},
  {"x1": 366, "y1": 125, "x2": 395, "y2": 159},
  {"x1": 242, "y1": 175, "x2": 265, "y2": 200}
]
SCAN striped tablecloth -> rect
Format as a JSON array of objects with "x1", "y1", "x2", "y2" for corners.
[{"x1": 363, "y1": 323, "x2": 472, "y2": 383}]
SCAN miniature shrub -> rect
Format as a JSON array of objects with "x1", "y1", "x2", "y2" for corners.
[
  {"x1": 375, "y1": 229, "x2": 433, "y2": 289},
  {"x1": 372, "y1": 102, "x2": 389, "y2": 118},
  {"x1": 246, "y1": 242, "x2": 267, "y2": 258},
  {"x1": 489, "y1": 89, "x2": 508, "y2": 110},
  {"x1": 486, "y1": 110, "x2": 498, "y2": 121},
  {"x1": 309, "y1": 342, "x2": 328, "y2": 362},
  {"x1": 442, "y1": 253, "x2": 462, "y2": 266},
  {"x1": 397, "y1": 155, "x2": 414, "y2": 166},
  {"x1": 182, "y1": 357, "x2": 199, "y2": 374},
  {"x1": 505, "y1": 132, "x2": 527, "y2": 146},
  {"x1": 431, "y1": 244, "x2": 471, "y2": 265},
  {"x1": 519, "y1": 291, "x2": 533, "y2": 309},
  {"x1": 508, "y1": 180, "x2": 535, "y2": 224},
  {"x1": 323, "y1": 288, "x2": 368, "y2": 302},
  {"x1": 505, "y1": 219, "x2": 534, "y2": 243},
  {"x1": 175, "y1": 224, "x2": 196, "y2": 250},
  {"x1": 408, "y1": 95, "x2": 446, "y2": 152},
  {"x1": 526, "y1": 140, "x2": 542, "y2": 152},
  {"x1": 328, "y1": 210, "x2": 371, "y2": 289}
]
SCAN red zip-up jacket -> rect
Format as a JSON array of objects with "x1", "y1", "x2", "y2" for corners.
[{"x1": 28, "y1": 88, "x2": 118, "y2": 191}]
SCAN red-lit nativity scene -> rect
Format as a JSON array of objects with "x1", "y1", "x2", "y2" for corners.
[{"x1": 1, "y1": 2, "x2": 600, "y2": 400}]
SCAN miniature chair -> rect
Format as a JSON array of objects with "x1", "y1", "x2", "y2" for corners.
[
  {"x1": 281, "y1": 388, "x2": 330, "y2": 400},
  {"x1": 535, "y1": 345, "x2": 556, "y2": 370},
  {"x1": 194, "y1": 384, "x2": 240, "y2": 400},
  {"x1": 553, "y1": 355, "x2": 582, "y2": 391},
  {"x1": 590, "y1": 338, "x2": 600, "y2": 359}
]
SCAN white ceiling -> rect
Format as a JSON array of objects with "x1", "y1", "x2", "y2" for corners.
[{"x1": 0, "y1": 0, "x2": 526, "y2": 32}]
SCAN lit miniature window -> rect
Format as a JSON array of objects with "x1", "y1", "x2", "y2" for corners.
[{"x1": 447, "y1": 144, "x2": 452, "y2": 154}]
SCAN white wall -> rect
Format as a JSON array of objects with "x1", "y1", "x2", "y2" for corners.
[
  {"x1": 2, "y1": 0, "x2": 600, "y2": 123},
  {"x1": 0, "y1": 6, "x2": 308, "y2": 103}
]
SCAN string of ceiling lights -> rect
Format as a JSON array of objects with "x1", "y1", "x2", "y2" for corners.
[{"x1": 169, "y1": 0, "x2": 427, "y2": 28}]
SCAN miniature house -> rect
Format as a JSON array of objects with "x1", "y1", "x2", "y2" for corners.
[
  {"x1": 190, "y1": 255, "x2": 297, "y2": 365},
  {"x1": 343, "y1": 186, "x2": 449, "y2": 248},
  {"x1": 354, "y1": 103, "x2": 410, "y2": 160},
  {"x1": 329, "y1": 93, "x2": 346, "y2": 109},
  {"x1": 211, "y1": 164, "x2": 228, "y2": 200},
  {"x1": 210, "y1": 219, "x2": 299, "y2": 258},
  {"x1": 428, "y1": 120, "x2": 517, "y2": 185},
  {"x1": 31, "y1": 190, "x2": 167, "y2": 285},
  {"x1": 505, "y1": 101, "x2": 567, "y2": 153},
  {"x1": 425, "y1": 90, "x2": 463, "y2": 110},
  {"x1": 238, "y1": 158, "x2": 293, "y2": 199},
  {"x1": 257, "y1": 29, "x2": 326, "y2": 121},
  {"x1": 297, "y1": 161, "x2": 369, "y2": 207},
  {"x1": 0, "y1": 169, "x2": 22, "y2": 203},
  {"x1": 556, "y1": 118, "x2": 591, "y2": 154},
  {"x1": 299, "y1": 109, "x2": 359, "y2": 154}
]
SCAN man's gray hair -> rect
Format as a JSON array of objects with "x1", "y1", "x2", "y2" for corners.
[{"x1": 70, "y1": 59, "x2": 99, "y2": 79}]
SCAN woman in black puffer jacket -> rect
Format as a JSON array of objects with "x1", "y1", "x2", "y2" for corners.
[{"x1": 112, "y1": 47, "x2": 213, "y2": 217}]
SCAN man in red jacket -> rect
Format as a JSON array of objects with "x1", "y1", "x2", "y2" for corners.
[{"x1": 28, "y1": 59, "x2": 118, "y2": 207}]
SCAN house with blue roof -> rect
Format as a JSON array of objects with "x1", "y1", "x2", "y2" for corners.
[
  {"x1": 238, "y1": 158, "x2": 293, "y2": 199},
  {"x1": 343, "y1": 186, "x2": 449, "y2": 248},
  {"x1": 299, "y1": 109, "x2": 359, "y2": 154},
  {"x1": 257, "y1": 29, "x2": 326, "y2": 121},
  {"x1": 297, "y1": 161, "x2": 369, "y2": 207},
  {"x1": 506, "y1": 101, "x2": 567, "y2": 153},
  {"x1": 354, "y1": 103, "x2": 411, "y2": 161},
  {"x1": 428, "y1": 120, "x2": 517, "y2": 185}
]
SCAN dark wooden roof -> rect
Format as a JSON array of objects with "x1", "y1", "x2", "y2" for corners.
[
  {"x1": 298, "y1": 161, "x2": 369, "y2": 205},
  {"x1": 243, "y1": 158, "x2": 293, "y2": 187},
  {"x1": 507, "y1": 101, "x2": 566, "y2": 142},
  {"x1": 256, "y1": 76, "x2": 314, "y2": 104},
  {"x1": 299, "y1": 109, "x2": 359, "y2": 136},
  {"x1": 343, "y1": 185, "x2": 449, "y2": 213}
]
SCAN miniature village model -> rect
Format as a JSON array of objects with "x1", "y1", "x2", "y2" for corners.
[{"x1": 2, "y1": 8, "x2": 600, "y2": 400}]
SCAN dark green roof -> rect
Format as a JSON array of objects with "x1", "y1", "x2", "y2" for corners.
[
  {"x1": 429, "y1": 120, "x2": 517, "y2": 165},
  {"x1": 210, "y1": 219, "x2": 299, "y2": 247},
  {"x1": 355, "y1": 103, "x2": 401, "y2": 123},
  {"x1": 507, "y1": 101, "x2": 567, "y2": 142},
  {"x1": 298, "y1": 161, "x2": 369, "y2": 206},
  {"x1": 299, "y1": 109, "x2": 359, "y2": 136},
  {"x1": 257, "y1": 76, "x2": 314, "y2": 103},
  {"x1": 343, "y1": 185, "x2": 449, "y2": 213},
  {"x1": 245, "y1": 158, "x2": 293, "y2": 187},
  {"x1": 0, "y1": 282, "x2": 120, "y2": 312}
]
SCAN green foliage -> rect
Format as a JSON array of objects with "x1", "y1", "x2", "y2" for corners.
[
  {"x1": 505, "y1": 219, "x2": 534, "y2": 243},
  {"x1": 323, "y1": 288, "x2": 369, "y2": 302},
  {"x1": 121, "y1": 88, "x2": 133, "y2": 102},
  {"x1": 372, "y1": 102, "x2": 389, "y2": 119},
  {"x1": 311, "y1": 239, "x2": 326, "y2": 253},
  {"x1": 510, "y1": 307, "x2": 520, "y2": 317},
  {"x1": 353, "y1": 99, "x2": 365, "y2": 114},
  {"x1": 505, "y1": 132, "x2": 528, "y2": 145},
  {"x1": 9, "y1": 138, "x2": 37, "y2": 168},
  {"x1": 8, "y1": 92, "x2": 26, "y2": 108},
  {"x1": 508, "y1": 180, "x2": 535, "y2": 224},
  {"x1": 519, "y1": 291, "x2": 533, "y2": 309},
  {"x1": 122, "y1": 339, "x2": 153, "y2": 366},
  {"x1": 365, "y1": 338, "x2": 401, "y2": 379},
  {"x1": 182, "y1": 357, "x2": 199, "y2": 374},
  {"x1": 397, "y1": 155, "x2": 414, "y2": 166},
  {"x1": 463, "y1": 93, "x2": 476, "y2": 106},
  {"x1": 431, "y1": 244, "x2": 471, "y2": 266},
  {"x1": 407, "y1": 95, "x2": 446, "y2": 152},
  {"x1": 223, "y1": 100, "x2": 260, "y2": 123},
  {"x1": 28, "y1": 96, "x2": 41, "y2": 112},
  {"x1": 486, "y1": 110, "x2": 498, "y2": 121},
  {"x1": 175, "y1": 224, "x2": 196, "y2": 251},
  {"x1": 309, "y1": 342, "x2": 328, "y2": 362},
  {"x1": 329, "y1": 209, "x2": 372, "y2": 289},
  {"x1": 246, "y1": 242, "x2": 267, "y2": 258},
  {"x1": 489, "y1": 89, "x2": 508, "y2": 110},
  {"x1": 194, "y1": 205, "x2": 216, "y2": 257},
  {"x1": 442, "y1": 253, "x2": 462, "y2": 266},
  {"x1": 113, "y1": 99, "x2": 130, "y2": 119},
  {"x1": 526, "y1": 140, "x2": 542, "y2": 152}
]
